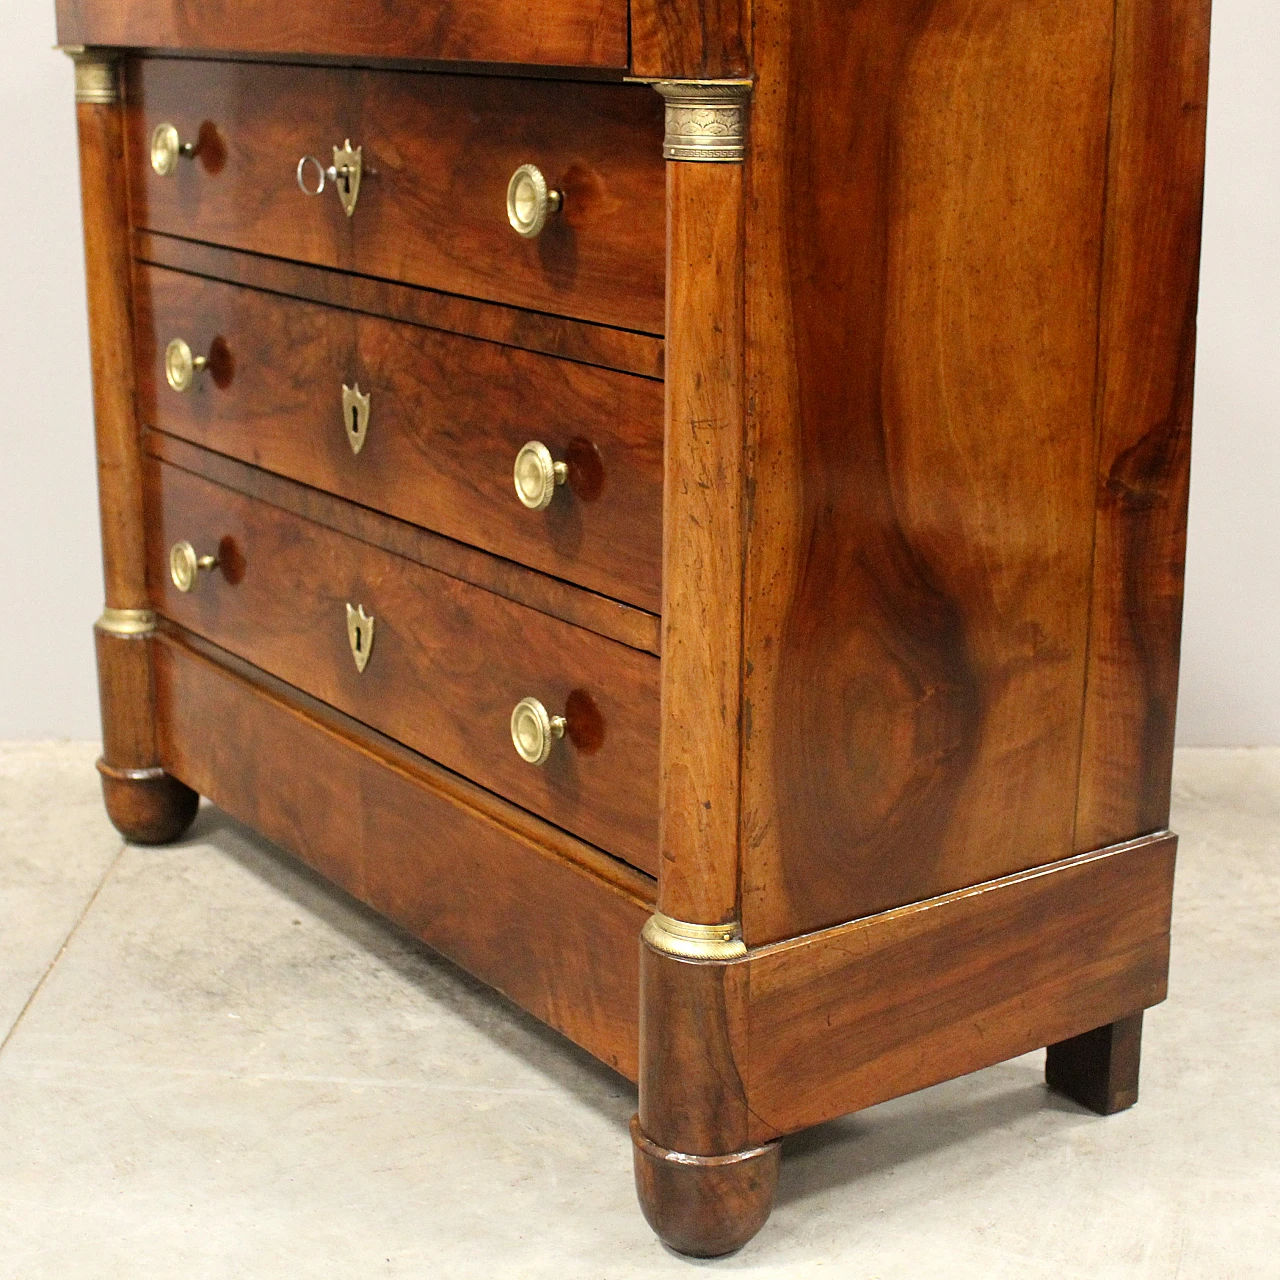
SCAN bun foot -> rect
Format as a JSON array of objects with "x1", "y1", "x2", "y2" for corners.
[
  {"x1": 98, "y1": 759, "x2": 200, "y2": 845},
  {"x1": 630, "y1": 1116, "x2": 780, "y2": 1257}
]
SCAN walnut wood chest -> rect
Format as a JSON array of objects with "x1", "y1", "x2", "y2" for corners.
[{"x1": 59, "y1": 0, "x2": 1211, "y2": 1255}]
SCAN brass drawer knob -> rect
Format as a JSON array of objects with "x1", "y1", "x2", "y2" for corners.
[
  {"x1": 506, "y1": 164, "x2": 562, "y2": 239},
  {"x1": 150, "y1": 123, "x2": 196, "y2": 176},
  {"x1": 296, "y1": 140, "x2": 364, "y2": 217},
  {"x1": 165, "y1": 338, "x2": 209, "y2": 392},
  {"x1": 169, "y1": 540, "x2": 219, "y2": 593},
  {"x1": 514, "y1": 441, "x2": 568, "y2": 511},
  {"x1": 511, "y1": 696, "x2": 566, "y2": 766}
]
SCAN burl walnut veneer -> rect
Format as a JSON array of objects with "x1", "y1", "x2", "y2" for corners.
[{"x1": 61, "y1": 0, "x2": 1211, "y2": 1254}]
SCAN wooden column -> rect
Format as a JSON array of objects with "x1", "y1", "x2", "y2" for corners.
[
  {"x1": 633, "y1": 80, "x2": 778, "y2": 1260},
  {"x1": 68, "y1": 48, "x2": 198, "y2": 844}
]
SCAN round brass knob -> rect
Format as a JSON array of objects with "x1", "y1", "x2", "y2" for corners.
[
  {"x1": 511, "y1": 697, "x2": 566, "y2": 766},
  {"x1": 513, "y1": 441, "x2": 568, "y2": 511},
  {"x1": 169, "y1": 540, "x2": 219, "y2": 593},
  {"x1": 506, "y1": 164, "x2": 562, "y2": 239},
  {"x1": 151, "y1": 123, "x2": 196, "y2": 176},
  {"x1": 164, "y1": 338, "x2": 209, "y2": 393}
]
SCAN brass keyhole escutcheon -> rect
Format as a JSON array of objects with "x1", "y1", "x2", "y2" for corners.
[
  {"x1": 151, "y1": 122, "x2": 196, "y2": 176},
  {"x1": 342, "y1": 384, "x2": 372, "y2": 455},
  {"x1": 511, "y1": 696, "x2": 566, "y2": 766},
  {"x1": 514, "y1": 441, "x2": 568, "y2": 511},
  {"x1": 346, "y1": 603, "x2": 375, "y2": 674},
  {"x1": 506, "y1": 164, "x2": 562, "y2": 239},
  {"x1": 165, "y1": 338, "x2": 209, "y2": 393},
  {"x1": 169, "y1": 540, "x2": 219, "y2": 593},
  {"x1": 296, "y1": 140, "x2": 364, "y2": 217}
]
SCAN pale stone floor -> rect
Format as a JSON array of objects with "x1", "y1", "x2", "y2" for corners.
[{"x1": 0, "y1": 743, "x2": 1276, "y2": 1278}]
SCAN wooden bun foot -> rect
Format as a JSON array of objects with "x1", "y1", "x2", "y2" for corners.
[
  {"x1": 98, "y1": 759, "x2": 200, "y2": 845},
  {"x1": 631, "y1": 1116, "x2": 780, "y2": 1257}
]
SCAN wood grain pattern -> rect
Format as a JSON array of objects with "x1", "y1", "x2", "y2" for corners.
[
  {"x1": 74, "y1": 52, "x2": 200, "y2": 843},
  {"x1": 153, "y1": 627, "x2": 651, "y2": 1079},
  {"x1": 126, "y1": 60, "x2": 665, "y2": 333},
  {"x1": 740, "y1": 0, "x2": 1118, "y2": 944},
  {"x1": 631, "y1": 1117, "x2": 779, "y2": 1258},
  {"x1": 657, "y1": 161, "x2": 746, "y2": 926},
  {"x1": 94, "y1": 627, "x2": 200, "y2": 845},
  {"x1": 639, "y1": 946, "x2": 749, "y2": 1155},
  {"x1": 146, "y1": 432, "x2": 661, "y2": 655},
  {"x1": 147, "y1": 460, "x2": 661, "y2": 872},
  {"x1": 57, "y1": 0, "x2": 629, "y2": 71},
  {"x1": 135, "y1": 265, "x2": 664, "y2": 611},
  {"x1": 1074, "y1": 0, "x2": 1213, "y2": 850},
  {"x1": 75, "y1": 64, "x2": 146, "y2": 612},
  {"x1": 743, "y1": 833, "x2": 1175, "y2": 1141},
  {"x1": 630, "y1": 0, "x2": 750, "y2": 79},
  {"x1": 135, "y1": 233, "x2": 665, "y2": 380}
]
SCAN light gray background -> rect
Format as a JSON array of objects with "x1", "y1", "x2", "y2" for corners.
[{"x1": 2, "y1": 6, "x2": 1275, "y2": 744}]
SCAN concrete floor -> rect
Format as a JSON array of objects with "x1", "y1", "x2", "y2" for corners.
[{"x1": 0, "y1": 744, "x2": 1276, "y2": 1278}]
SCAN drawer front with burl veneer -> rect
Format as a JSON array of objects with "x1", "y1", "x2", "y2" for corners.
[
  {"x1": 126, "y1": 59, "x2": 666, "y2": 333},
  {"x1": 136, "y1": 266, "x2": 663, "y2": 613},
  {"x1": 146, "y1": 460, "x2": 660, "y2": 874}
]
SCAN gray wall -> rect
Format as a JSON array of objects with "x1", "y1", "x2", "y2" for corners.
[{"x1": 2, "y1": 5, "x2": 1275, "y2": 744}]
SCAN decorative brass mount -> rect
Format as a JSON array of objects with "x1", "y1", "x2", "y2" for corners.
[
  {"x1": 65, "y1": 48, "x2": 120, "y2": 106},
  {"x1": 95, "y1": 607, "x2": 157, "y2": 637},
  {"x1": 346, "y1": 603, "x2": 375, "y2": 673},
  {"x1": 342, "y1": 383, "x2": 372, "y2": 455},
  {"x1": 642, "y1": 912, "x2": 748, "y2": 960},
  {"x1": 651, "y1": 80, "x2": 753, "y2": 163}
]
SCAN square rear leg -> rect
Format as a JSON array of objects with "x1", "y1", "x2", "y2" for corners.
[{"x1": 1046, "y1": 1011, "x2": 1144, "y2": 1115}]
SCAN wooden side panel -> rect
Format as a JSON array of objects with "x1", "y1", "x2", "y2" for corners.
[
  {"x1": 741, "y1": 0, "x2": 1118, "y2": 943},
  {"x1": 126, "y1": 60, "x2": 666, "y2": 334},
  {"x1": 630, "y1": 0, "x2": 750, "y2": 79},
  {"x1": 153, "y1": 629, "x2": 650, "y2": 1079},
  {"x1": 146, "y1": 461, "x2": 661, "y2": 874},
  {"x1": 658, "y1": 161, "x2": 746, "y2": 925},
  {"x1": 744, "y1": 833, "x2": 1176, "y2": 1141},
  {"x1": 1074, "y1": 0, "x2": 1213, "y2": 849},
  {"x1": 57, "y1": 0, "x2": 630, "y2": 71}
]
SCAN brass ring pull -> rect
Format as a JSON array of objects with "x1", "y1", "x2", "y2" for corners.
[
  {"x1": 506, "y1": 164, "x2": 562, "y2": 239},
  {"x1": 151, "y1": 123, "x2": 196, "y2": 176},
  {"x1": 514, "y1": 441, "x2": 568, "y2": 511},
  {"x1": 164, "y1": 338, "x2": 209, "y2": 393},
  {"x1": 296, "y1": 140, "x2": 364, "y2": 217},
  {"x1": 511, "y1": 697, "x2": 566, "y2": 766},
  {"x1": 169, "y1": 540, "x2": 218, "y2": 593}
]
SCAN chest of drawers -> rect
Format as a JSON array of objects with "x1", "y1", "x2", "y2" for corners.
[{"x1": 60, "y1": 0, "x2": 1211, "y2": 1255}]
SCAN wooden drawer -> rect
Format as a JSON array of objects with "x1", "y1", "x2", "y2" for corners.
[
  {"x1": 57, "y1": 0, "x2": 630, "y2": 71},
  {"x1": 126, "y1": 59, "x2": 666, "y2": 334},
  {"x1": 135, "y1": 266, "x2": 664, "y2": 613},
  {"x1": 145, "y1": 460, "x2": 660, "y2": 873}
]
